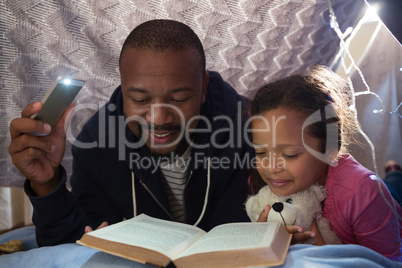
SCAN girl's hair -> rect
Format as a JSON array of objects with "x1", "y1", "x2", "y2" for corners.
[{"x1": 249, "y1": 65, "x2": 358, "y2": 193}]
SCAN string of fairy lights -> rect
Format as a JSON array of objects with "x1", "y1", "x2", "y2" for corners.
[{"x1": 326, "y1": 0, "x2": 401, "y2": 220}]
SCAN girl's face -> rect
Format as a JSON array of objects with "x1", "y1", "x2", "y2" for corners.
[{"x1": 252, "y1": 108, "x2": 328, "y2": 196}]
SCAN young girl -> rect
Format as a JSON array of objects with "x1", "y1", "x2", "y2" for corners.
[{"x1": 249, "y1": 65, "x2": 402, "y2": 261}]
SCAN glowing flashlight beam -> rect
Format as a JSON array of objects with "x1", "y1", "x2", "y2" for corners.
[{"x1": 62, "y1": 78, "x2": 71, "y2": 85}]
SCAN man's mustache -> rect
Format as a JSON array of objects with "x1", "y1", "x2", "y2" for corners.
[{"x1": 140, "y1": 123, "x2": 182, "y2": 133}]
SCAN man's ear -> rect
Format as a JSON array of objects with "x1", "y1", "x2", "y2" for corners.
[{"x1": 201, "y1": 71, "x2": 209, "y2": 104}]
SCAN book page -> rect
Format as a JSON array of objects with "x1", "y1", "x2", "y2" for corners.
[
  {"x1": 86, "y1": 214, "x2": 206, "y2": 260},
  {"x1": 178, "y1": 222, "x2": 278, "y2": 258}
]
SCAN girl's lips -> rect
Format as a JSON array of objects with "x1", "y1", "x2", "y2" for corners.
[{"x1": 269, "y1": 179, "x2": 292, "y2": 188}]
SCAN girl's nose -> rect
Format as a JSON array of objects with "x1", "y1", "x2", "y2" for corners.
[{"x1": 263, "y1": 155, "x2": 284, "y2": 175}]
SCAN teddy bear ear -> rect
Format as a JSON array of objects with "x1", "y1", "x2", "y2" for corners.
[
  {"x1": 245, "y1": 184, "x2": 276, "y2": 222},
  {"x1": 310, "y1": 183, "x2": 327, "y2": 201}
]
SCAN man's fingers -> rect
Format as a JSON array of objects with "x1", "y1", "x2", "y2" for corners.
[
  {"x1": 21, "y1": 102, "x2": 42, "y2": 118},
  {"x1": 8, "y1": 135, "x2": 55, "y2": 155},
  {"x1": 96, "y1": 221, "x2": 109, "y2": 230},
  {"x1": 11, "y1": 147, "x2": 48, "y2": 167},
  {"x1": 85, "y1": 221, "x2": 109, "y2": 233},
  {"x1": 11, "y1": 102, "x2": 75, "y2": 139},
  {"x1": 9, "y1": 118, "x2": 51, "y2": 139},
  {"x1": 54, "y1": 103, "x2": 75, "y2": 136}
]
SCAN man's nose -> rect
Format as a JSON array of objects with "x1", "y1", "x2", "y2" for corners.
[{"x1": 146, "y1": 103, "x2": 175, "y2": 126}]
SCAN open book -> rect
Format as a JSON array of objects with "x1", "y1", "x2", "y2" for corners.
[{"x1": 77, "y1": 214, "x2": 291, "y2": 268}]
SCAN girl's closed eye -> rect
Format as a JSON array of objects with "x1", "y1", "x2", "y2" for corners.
[{"x1": 282, "y1": 153, "x2": 299, "y2": 159}]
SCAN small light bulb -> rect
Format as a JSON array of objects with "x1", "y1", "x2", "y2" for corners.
[
  {"x1": 373, "y1": 109, "x2": 384, "y2": 114},
  {"x1": 330, "y1": 20, "x2": 338, "y2": 29}
]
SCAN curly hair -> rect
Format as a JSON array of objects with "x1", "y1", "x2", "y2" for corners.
[
  {"x1": 251, "y1": 65, "x2": 358, "y2": 155},
  {"x1": 249, "y1": 65, "x2": 359, "y2": 193},
  {"x1": 119, "y1": 19, "x2": 205, "y2": 76}
]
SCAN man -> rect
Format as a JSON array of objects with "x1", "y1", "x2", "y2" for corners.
[{"x1": 9, "y1": 19, "x2": 253, "y2": 246}]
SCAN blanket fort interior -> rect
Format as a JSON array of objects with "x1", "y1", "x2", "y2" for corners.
[{"x1": 1, "y1": 0, "x2": 401, "y2": 188}]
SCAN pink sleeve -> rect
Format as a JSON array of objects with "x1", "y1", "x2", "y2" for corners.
[{"x1": 346, "y1": 175, "x2": 401, "y2": 261}]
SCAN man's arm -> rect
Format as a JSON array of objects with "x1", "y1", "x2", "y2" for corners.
[
  {"x1": 26, "y1": 143, "x2": 123, "y2": 246},
  {"x1": 20, "y1": 106, "x2": 121, "y2": 246},
  {"x1": 9, "y1": 102, "x2": 91, "y2": 246},
  {"x1": 9, "y1": 102, "x2": 74, "y2": 196},
  {"x1": 24, "y1": 165, "x2": 91, "y2": 246}
]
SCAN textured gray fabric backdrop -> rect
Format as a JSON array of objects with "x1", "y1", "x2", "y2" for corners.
[{"x1": 2, "y1": 0, "x2": 398, "y2": 187}]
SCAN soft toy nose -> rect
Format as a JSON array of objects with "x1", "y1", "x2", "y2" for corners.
[{"x1": 272, "y1": 202, "x2": 284, "y2": 213}]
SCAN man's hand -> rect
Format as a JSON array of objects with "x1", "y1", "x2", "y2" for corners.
[
  {"x1": 85, "y1": 222, "x2": 109, "y2": 233},
  {"x1": 8, "y1": 102, "x2": 75, "y2": 196}
]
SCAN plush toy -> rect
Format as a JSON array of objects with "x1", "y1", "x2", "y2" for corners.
[{"x1": 245, "y1": 183, "x2": 342, "y2": 244}]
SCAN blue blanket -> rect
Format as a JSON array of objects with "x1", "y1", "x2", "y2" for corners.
[{"x1": 1, "y1": 226, "x2": 400, "y2": 267}]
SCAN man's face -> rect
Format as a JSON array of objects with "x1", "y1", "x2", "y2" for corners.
[{"x1": 120, "y1": 47, "x2": 208, "y2": 156}]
